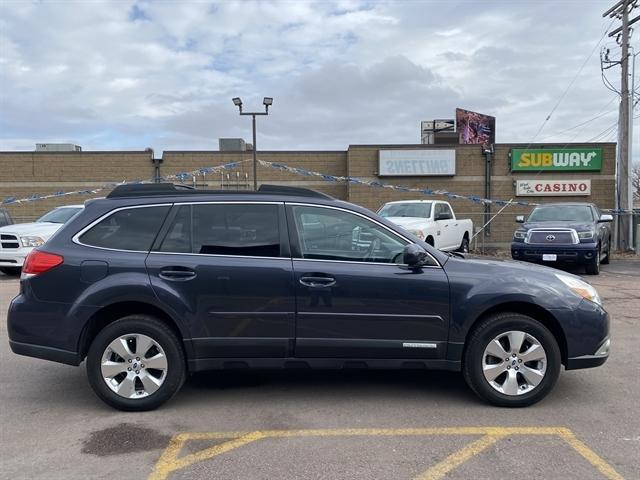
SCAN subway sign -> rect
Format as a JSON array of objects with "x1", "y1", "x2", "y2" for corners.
[{"x1": 511, "y1": 148, "x2": 602, "y2": 171}]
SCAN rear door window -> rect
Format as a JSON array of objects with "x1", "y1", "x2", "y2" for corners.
[
  {"x1": 158, "y1": 203, "x2": 281, "y2": 257},
  {"x1": 79, "y1": 206, "x2": 170, "y2": 251}
]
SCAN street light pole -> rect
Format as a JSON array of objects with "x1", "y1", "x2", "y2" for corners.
[
  {"x1": 232, "y1": 97, "x2": 272, "y2": 191},
  {"x1": 252, "y1": 113, "x2": 257, "y2": 191}
]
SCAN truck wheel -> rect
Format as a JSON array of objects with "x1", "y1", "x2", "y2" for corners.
[
  {"x1": 463, "y1": 312, "x2": 561, "y2": 407},
  {"x1": 585, "y1": 246, "x2": 601, "y2": 275},
  {"x1": 457, "y1": 235, "x2": 470, "y2": 253},
  {"x1": 86, "y1": 315, "x2": 186, "y2": 411},
  {"x1": 601, "y1": 240, "x2": 611, "y2": 265},
  {"x1": 426, "y1": 236, "x2": 434, "y2": 247}
]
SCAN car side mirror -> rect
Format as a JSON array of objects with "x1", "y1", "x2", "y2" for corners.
[
  {"x1": 435, "y1": 213, "x2": 449, "y2": 221},
  {"x1": 598, "y1": 214, "x2": 613, "y2": 223},
  {"x1": 403, "y1": 243, "x2": 428, "y2": 269},
  {"x1": 515, "y1": 215, "x2": 525, "y2": 223}
]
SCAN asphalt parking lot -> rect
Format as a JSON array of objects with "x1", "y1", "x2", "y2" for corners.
[{"x1": 0, "y1": 258, "x2": 638, "y2": 480}]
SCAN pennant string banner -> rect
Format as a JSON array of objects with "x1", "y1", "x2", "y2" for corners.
[
  {"x1": 257, "y1": 160, "x2": 632, "y2": 213},
  {"x1": 1, "y1": 157, "x2": 633, "y2": 214},
  {"x1": 1, "y1": 160, "x2": 249, "y2": 205}
]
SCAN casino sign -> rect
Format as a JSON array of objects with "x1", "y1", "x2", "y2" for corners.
[{"x1": 515, "y1": 179, "x2": 591, "y2": 196}]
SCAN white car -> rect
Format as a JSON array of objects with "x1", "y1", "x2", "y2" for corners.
[
  {"x1": 378, "y1": 200, "x2": 473, "y2": 252},
  {"x1": 0, "y1": 205, "x2": 83, "y2": 275}
]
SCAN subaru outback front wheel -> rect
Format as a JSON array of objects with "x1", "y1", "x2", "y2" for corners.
[
  {"x1": 86, "y1": 315, "x2": 186, "y2": 411},
  {"x1": 463, "y1": 313, "x2": 561, "y2": 407}
]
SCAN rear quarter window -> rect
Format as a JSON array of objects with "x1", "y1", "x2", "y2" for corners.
[{"x1": 79, "y1": 206, "x2": 170, "y2": 251}]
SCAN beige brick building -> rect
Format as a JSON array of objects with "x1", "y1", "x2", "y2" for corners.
[{"x1": 0, "y1": 142, "x2": 615, "y2": 247}]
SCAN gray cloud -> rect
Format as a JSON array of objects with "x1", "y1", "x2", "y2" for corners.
[{"x1": 0, "y1": 0, "x2": 633, "y2": 156}]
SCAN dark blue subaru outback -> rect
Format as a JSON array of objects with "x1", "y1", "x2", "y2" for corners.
[{"x1": 8, "y1": 184, "x2": 610, "y2": 410}]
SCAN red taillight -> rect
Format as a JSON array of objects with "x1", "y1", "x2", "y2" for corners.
[{"x1": 22, "y1": 250, "x2": 64, "y2": 276}]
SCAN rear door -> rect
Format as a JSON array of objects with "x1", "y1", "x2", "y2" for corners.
[
  {"x1": 287, "y1": 203, "x2": 450, "y2": 359},
  {"x1": 146, "y1": 202, "x2": 295, "y2": 358}
]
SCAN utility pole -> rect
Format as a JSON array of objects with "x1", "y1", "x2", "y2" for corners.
[{"x1": 604, "y1": 0, "x2": 639, "y2": 250}]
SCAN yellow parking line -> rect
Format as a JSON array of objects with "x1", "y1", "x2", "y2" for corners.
[
  {"x1": 148, "y1": 427, "x2": 624, "y2": 480},
  {"x1": 559, "y1": 430, "x2": 625, "y2": 480},
  {"x1": 415, "y1": 434, "x2": 505, "y2": 480},
  {"x1": 149, "y1": 432, "x2": 264, "y2": 480}
]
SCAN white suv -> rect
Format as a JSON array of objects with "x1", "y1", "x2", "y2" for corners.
[{"x1": 0, "y1": 205, "x2": 83, "y2": 275}]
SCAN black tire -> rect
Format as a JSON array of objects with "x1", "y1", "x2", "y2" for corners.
[
  {"x1": 457, "y1": 235, "x2": 470, "y2": 253},
  {"x1": 463, "y1": 312, "x2": 561, "y2": 407},
  {"x1": 426, "y1": 236, "x2": 435, "y2": 247},
  {"x1": 0, "y1": 267, "x2": 21, "y2": 276},
  {"x1": 585, "y1": 245, "x2": 601, "y2": 275},
  {"x1": 601, "y1": 239, "x2": 611, "y2": 265},
  {"x1": 86, "y1": 315, "x2": 186, "y2": 411}
]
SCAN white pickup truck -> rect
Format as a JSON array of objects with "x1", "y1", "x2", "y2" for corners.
[
  {"x1": 0, "y1": 205, "x2": 83, "y2": 275},
  {"x1": 378, "y1": 200, "x2": 473, "y2": 252}
]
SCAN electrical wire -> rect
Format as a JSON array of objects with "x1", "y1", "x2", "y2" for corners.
[{"x1": 527, "y1": 17, "x2": 617, "y2": 144}]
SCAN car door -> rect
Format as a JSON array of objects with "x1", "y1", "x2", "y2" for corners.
[
  {"x1": 440, "y1": 203, "x2": 457, "y2": 249},
  {"x1": 146, "y1": 202, "x2": 295, "y2": 359},
  {"x1": 593, "y1": 206, "x2": 609, "y2": 248},
  {"x1": 287, "y1": 203, "x2": 450, "y2": 360},
  {"x1": 433, "y1": 203, "x2": 451, "y2": 249}
]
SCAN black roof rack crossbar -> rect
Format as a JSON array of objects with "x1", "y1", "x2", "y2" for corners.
[{"x1": 106, "y1": 183, "x2": 334, "y2": 199}]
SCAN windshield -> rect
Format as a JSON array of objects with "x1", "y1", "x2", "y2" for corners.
[
  {"x1": 37, "y1": 207, "x2": 83, "y2": 224},
  {"x1": 378, "y1": 203, "x2": 432, "y2": 218},
  {"x1": 527, "y1": 205, "x2": 593, "y2": 223}
]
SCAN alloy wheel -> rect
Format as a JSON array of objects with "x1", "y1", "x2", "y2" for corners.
[
  {"x1": 482, "y1": 330, "x2": 547, "y2": 396},
  {"x1": 100, "y1": 333, "x2": 168, "y2": 399}
]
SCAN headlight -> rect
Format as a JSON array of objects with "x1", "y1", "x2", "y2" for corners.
[
  {"x1": 555, "y1": 273, "x2": 602, "y2": 306},
  {"x1": 578, "y1": 230, "x2": 594, "y2": 240},
  {"x1": 409, "y1": 229, "x2": 425, "y2": 240},
  {"x1": 513, "y1": 230, "x2": 526, "y2": 240},
  {"x1": 20, "y1": 236, "x2": 45, "y2": 248}
]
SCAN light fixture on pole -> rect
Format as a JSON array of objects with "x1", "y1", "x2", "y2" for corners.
[{"x1": 232, "y1": 97, "x2": 272, "y2": 190}]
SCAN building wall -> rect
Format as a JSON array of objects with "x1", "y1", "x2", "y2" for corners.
[{"x1": 0, "y1": 143, "x2": 615, "y2": 247}]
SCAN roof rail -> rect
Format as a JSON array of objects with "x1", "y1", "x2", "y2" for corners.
[
  {"x1": 257, "y1": 184, "x2": 333, "y2": 199},
  {"x1": 106, "y1": 183, "x2": 334, "y2": 199}
]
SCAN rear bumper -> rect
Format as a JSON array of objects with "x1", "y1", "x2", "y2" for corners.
[
  {"x1": 9, "y1": 340, "x2": 81, "y2": 366},
  {"x1": 511, "y1": 241, "x2": 597, "y2": 264}
]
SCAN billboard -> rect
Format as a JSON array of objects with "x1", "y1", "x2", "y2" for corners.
[
  {"x1": 378, "y1": 149, "x2": 456, "y2": 176},
  {"x1": 516, "y1": 179, "x2": 591, "y2": 196},
  {"x1": 421, "y1": 119, "x2": 454, "y2": 144},
  {"x1": 511, "y1": 148, "x2": 602, "y2": 171},
  {"x1": 456, "y1": 108, "x2": 495, "y2": 151}
]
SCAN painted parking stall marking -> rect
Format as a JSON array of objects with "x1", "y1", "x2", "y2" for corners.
[{"x1": 148, "y1": 427, "x2": 624, "y2": 480}]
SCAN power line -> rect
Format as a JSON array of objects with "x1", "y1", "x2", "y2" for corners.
[
  {"x1": 537, "y1": 98, "x2": 618, "y2": 141},
  {"x1": 527, "y1": 17, "x2": 617, "y2": 144}
]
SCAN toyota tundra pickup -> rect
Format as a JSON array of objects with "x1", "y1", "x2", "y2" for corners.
[{"x1": 510, "y1": 202, "x2": 613, "y2": 275}]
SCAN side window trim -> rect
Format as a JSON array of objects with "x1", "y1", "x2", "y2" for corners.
[
  {"x1": 72, "y1": 204, "x2": 173, "y2": 253},
  {"x1": 285, "y1": 202, "x2": 440, "y2": 268}
]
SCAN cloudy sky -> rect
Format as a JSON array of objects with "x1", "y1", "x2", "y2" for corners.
[{"x1": 0, "y1": 0, "x2": 637, "y2": 155}]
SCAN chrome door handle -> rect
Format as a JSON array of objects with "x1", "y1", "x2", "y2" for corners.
[
  {"x1": 159, "y1": 269, "x2": 197, "y2": 281},
  {"x1": 299, "y1": 275, "x2": 336, "y2": 287}
]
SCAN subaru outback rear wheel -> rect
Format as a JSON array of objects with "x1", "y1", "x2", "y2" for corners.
[
  {"x1": 463, "y1": 313, "x2": 561, "y2": 407},
  {"x1": 86, "y1": 315, "x2": 186, "y2": 411}
]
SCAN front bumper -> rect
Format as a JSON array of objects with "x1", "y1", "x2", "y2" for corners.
[
  {"x1": 558, "y1": 299, "x2": 610, "y2": 370},
  {"x1": 511, "y1": 241, "x2": 597, "y2": 264},
  {"x1": 566, "y1": 337, "x2": 610, "y2": 369},
  {"x1": 0, "y1": 246, "x2": 33, "y2": 267}
]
